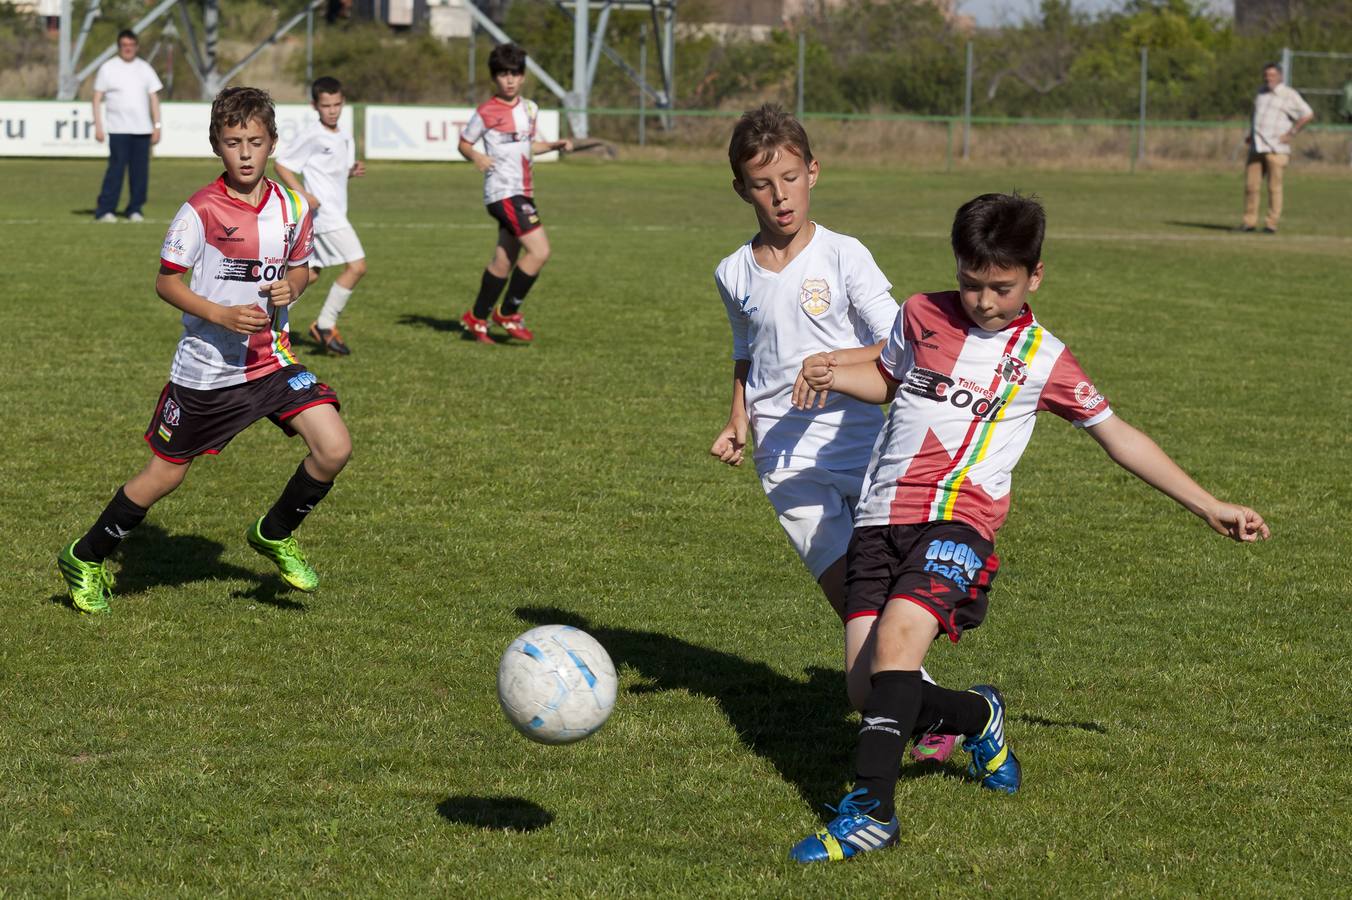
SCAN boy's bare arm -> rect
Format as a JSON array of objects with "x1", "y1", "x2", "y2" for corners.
[
  {"x1": 459, "y1": 139, "x2": 493, "y2": 174},
  {"x1": 795, "y1": 357, "x2": 895, "y2": 409},
  {"x1": 532, "y1": 139, "x2": 572, "y2": 154},
  {"x1": 156, "y1": 268, "x2": 269, "y2": 334},
  {"x1": 710, "y1": 359, "x2": 751, "y2": 467},
  {"x1": 1086, "y1": 415, "x2": 1270, "y2": 542},
  {"x1": 792, "y1": 341, "x2": 886, "y2": 409},
  {"x1": 272, "y1": 162, "x2": 318, "y2": 209}
]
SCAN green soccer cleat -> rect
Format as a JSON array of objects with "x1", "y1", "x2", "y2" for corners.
[
  {"x1": 246, "y1": 518, "x2": 319, "y2": 592},
  {"x1": 57, "y1": 542, "x2": 115, "y2": 614}
]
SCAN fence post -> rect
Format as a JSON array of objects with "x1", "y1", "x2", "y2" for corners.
[
  {"x1": 1136, "y1": 46, "x2": 1147, "y2": 170},
  {"x1": 639, "y1": 25, "x2": 647, "y2": 147},
  {"x1": 796, "y1": 31, "x2": 805, "y2": 120},
  {"x1": 468, "y1": 20, "x2": 476, "y2": 101},
  {"x1": 305, "y1": 5, "x2": 314, "y2": 86},
  {"x1": 946, "y1": 118, "x2": 954, "y2": 173},
  {"x1": 1281, "y1": 46, "x2": 1292, "y2": 82},
  {"x1": 962, "y1": 41, "x2": 973, "y2": 161}
]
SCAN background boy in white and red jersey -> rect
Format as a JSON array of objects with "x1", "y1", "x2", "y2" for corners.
[
  {"x1": 786, "y1": 193, "x2": 1270, "y2": 864},
  {"x1": 56, "y1": 87, "x2": 353, "y2": 614},
  {"x1": 710, "y1": 104, "x2": 956, "y2": 764},
  {"x1": 457, "y1": 42, "x2": 571, "y2": 344},
  {"x1": 274, "y1": 75, "x2": 367, "y2": 355}
]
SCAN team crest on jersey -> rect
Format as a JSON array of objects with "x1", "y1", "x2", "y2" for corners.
[
  {"x1": 995, "y1": 353, "x2": 1029, "y2": 385},
  {"x1": 1074, "y1": 381, "x2": 1106, "y2": 411},
  {"x1": 799, "y1": 278, "x2": 831, "y2": 317},
  {"x1": 162, "y1": 398, "x2": 181, "y2": 426}
]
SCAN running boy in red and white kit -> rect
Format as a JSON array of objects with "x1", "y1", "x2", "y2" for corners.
[
  {"x1": 274, "y1": 75, "x2": 367, "y2": 356},
  {"x1": 56, "y1": 87, "x2": 352, "y2": 613},
  {"x1": 786, "y1": 193, "x2": 1270, "y2": 863},
  {"x1": 710, "y1": 104, "x2": 956, "y2": 762},
  {"x1": 457, "y1": 42, "x2": 571, "y2": 344}
]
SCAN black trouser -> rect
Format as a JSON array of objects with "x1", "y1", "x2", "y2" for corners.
[{"x1": 96, "y1": 133, "x2": 151, "y2": 217}]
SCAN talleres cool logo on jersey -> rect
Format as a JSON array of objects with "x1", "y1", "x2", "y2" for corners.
[
  {"x1": 901, "y1": 367, "x2": 1010, "y2": 421},
  {"x1": 216, "y1": 256, "x2": 289, "y2": 283},
  {"x1": 800, "y1": 277, "x2": 831, "y2": 316}
]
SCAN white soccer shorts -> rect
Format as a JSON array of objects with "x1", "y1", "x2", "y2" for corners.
[
  {"x1": 758, "y1": 466, "x2": 866, "y2": 581},
  {"x1": 311, "y1": 226, "x2": 366, "y2": 269}
]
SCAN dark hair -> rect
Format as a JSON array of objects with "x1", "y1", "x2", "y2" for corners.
[
  {"x1": 489, "y1": 43, "x2": 527, "y2": 76},
  {"x1": 728, "y1": 103, "x2": 814, "y2": 180},
  {"x1": 950, "y1": 193, "x2": 1045, "y2": 274},
  {"x1": 209, "y1": 86, "x2": 278, "y2": 149},
  {"x1": 117, "y1": 29, "x2": 137, "y2": 43},
  {"x1": 311, "y1": 76, "x2": 343, "y2": 101},
  {"x1": 1263, "y1": 61, "x2": 1282, "y2": 73}
]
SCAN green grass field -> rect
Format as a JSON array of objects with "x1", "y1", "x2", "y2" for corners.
[{"x1": 2, "y1": 156, "x2": 1349, "y2": 896}]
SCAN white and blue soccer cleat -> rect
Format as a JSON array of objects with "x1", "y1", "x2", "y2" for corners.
[
  {"x1": 788, "y1": 789, "x2": 899, "y2": 863},
  {"x1": 963, "y1": 685, "x2": 1021, "y2": 794}
]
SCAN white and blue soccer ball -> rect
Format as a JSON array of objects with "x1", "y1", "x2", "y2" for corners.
[{"x1": 497, "y1": 625, "x2": 617, "y2": 745}]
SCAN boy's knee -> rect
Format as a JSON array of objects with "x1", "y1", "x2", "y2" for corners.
[
  {"x1": 347, "y1": 259, "x2": 367, "y2": 280},
  {"x1": 315, "y1": 434, "x2": 352, "y2": 476},
  {"x1": 307, "y1": 269, "x2": 320, "y2": 287}
]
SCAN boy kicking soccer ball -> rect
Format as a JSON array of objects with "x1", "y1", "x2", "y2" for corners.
[
  {"x1": 274, "y1": 75, "x2": 367, "y2": 355},
  {"x1": 457, "y1": 42, "x2": 571, "y2": 344},
  {"x1": 710, "y1": 104, "x2": 956, "y2": 763},
  {"x1": 56, "y1": 87, "x2": 352, "y2": 613},
  {"x1": 786, "y1": 192, "x2": 1269, "y2": 863}
]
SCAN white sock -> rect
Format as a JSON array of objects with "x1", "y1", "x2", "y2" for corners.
[{"x1": 317, "y1": 284, "x2": 353, "y2": 331}]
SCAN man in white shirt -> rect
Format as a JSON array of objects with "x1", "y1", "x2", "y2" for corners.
[
  {"x1": 1241, "y1": 62, "x2": 1314, "y2": 234},
  {"x1": 92, "y1": 29, "x2": 163, "y2": 223}
]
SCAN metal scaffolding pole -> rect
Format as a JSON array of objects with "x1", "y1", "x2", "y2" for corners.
[{"x1": 572, "y1": 0, "x2": 589, "y2": 137}]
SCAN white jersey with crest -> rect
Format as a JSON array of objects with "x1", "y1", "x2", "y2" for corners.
[
  {"x1": 274, "y1": 120, "x2": 356, "y2": 234},
  {"x1": 461, "y1": 95, "x2": 539, "y2": 204},
  {"x1": 855, "y1": 291, "x2": 1113, "y2": 540},
  {"x1": 159, "y1": 177, "x2": 315, "y2": 390},
  {"x1": 715, "y1": 223, "x2": 900, "y2": 474}
]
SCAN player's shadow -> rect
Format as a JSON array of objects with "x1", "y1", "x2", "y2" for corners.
[
  {"x1": 395, "y1": 314, "x2": 517, "y2": 345},
  {"x1": 514, "y1": 606, "x2": 866, "y2": 810},
  {"x1": 48, "y1": 523, "x2": 304, "y2": 611},
  {"x1": 436, "y1": 795, "x2": 553, "y2": 832},
  {"x1": 1165, "y1": 220, "x2": 1242, "y2": 232}
]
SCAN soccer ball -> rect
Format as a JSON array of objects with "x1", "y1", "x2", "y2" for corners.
[{"x1": 497, "y1": 625, "x2": 617, "y2": 745}]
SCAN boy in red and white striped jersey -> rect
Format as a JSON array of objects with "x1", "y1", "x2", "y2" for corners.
[
  {"x1": 787, "y1": 193, "x2": 1270, "y2": 864},
  {"x1": 57, "y1": 87, "x2": 353, "y2": 613}
]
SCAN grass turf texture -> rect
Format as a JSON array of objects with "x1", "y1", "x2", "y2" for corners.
[{"x1": 1, "y1": 157, "x2": 1348, "y2": 896}]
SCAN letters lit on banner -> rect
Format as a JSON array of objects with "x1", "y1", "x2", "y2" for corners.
[
  {"x1": 0, "y1": 101, "x2": 353, "y2": 158},
  {"x1": 363, "y1": 105, "x2": 560, "y2": 162}
]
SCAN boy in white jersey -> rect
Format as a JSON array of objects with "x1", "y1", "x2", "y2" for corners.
[
  {"x1": 710, "y1": 104, "x2": 956, "y2": 762},
  {"x1": 457, "y1": 43, "x2": 571, "y2": 344},
  {"x1": 56, "y1": 87, "x2": 353, "y2": 613},
  {"x1": 786, "y1": 193, "x2": 1270, "y2": 864},
  {"x1": 274, "y1": 75, "x2": 367, "y2": 355}
]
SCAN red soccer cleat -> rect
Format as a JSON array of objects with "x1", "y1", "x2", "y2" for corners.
[
  {"x1": 492, "y1": 310, "x2": 535, "y2": 342},
  {"x1": 461, "y1": 311, "x2": 494, "y2": 344}
]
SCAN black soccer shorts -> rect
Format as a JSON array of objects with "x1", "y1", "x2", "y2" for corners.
[{"x1": 486, "y1": 195, "x2": 542, "y2": 237}]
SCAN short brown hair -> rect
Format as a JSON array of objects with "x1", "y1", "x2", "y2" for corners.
[
  {"x1": 728, "y1": 103, "x2": 813, "y2": 181},
  {"x1": 951, "y1": 192, "x2": 1045, "y2": 274},
  {"x1": 210, "y1": 86, "x2": 278, "y2": 150}
]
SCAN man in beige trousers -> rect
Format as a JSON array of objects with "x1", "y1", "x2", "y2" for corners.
[{"x1": 1241, "y1": 62, "x2": 1314, "y2": 234}]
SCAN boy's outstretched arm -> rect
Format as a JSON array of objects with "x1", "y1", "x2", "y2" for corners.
[
  {"x1": 793, "y1": 354, "x2": 895, "y2": 409},
  {"x1": 792, "y1": 341, "x2": 886, "y2": 409},
  {"x1": 272, "y1": 162, "x2": 319, "y2": 210},
  {"x1": 1086, "y1": 415, "x2": 1271, "y2": 542},
  {"x1": 710, "y1": 359, "x2": 751, "y2": 467}
]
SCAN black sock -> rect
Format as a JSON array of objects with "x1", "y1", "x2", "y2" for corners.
[
  {"x1": 260, "y1": 462, "x2": 333, "y2": 541},
  {"x1": 74, "y1": 486, "x2": 148, "y2": 562},
  {"x1": 853, "y1": 670, "x2": 924, "y2": 821},
  {"x1": 912, "y1": 683, "x2": 993, "y2": 738},
  {"x1": 472, "y1": 270, "x2": 508, "y2": 319},
  {"x1": 498, "y1": 267, "x2": 538, "y2": 316}
]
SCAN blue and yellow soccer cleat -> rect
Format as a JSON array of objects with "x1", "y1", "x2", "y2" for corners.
[
  {"x1": 789, "y1": 789, "x2": 899, "y2": 863},
  {"x1": 963, "y1": 685, "x2": 1021, "y2": 794},
  {"x1": 57, "y1": 542, "x2": 115, "y2": 614},
  {"x1": 247, "y1": 518, "x2": 319, "y2": 592}
]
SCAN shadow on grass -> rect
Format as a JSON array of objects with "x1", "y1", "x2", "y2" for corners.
[
  {"x1": 437, "y1": 795, "x2": 553, "y2": 832},
  {"x1": 1165, "y1": 220, "x2": 1242, "y2": 232},
  {"x1": 515, "y1": 605, "x2": 868, "y2": 811},
  {"x1": 395, "y1": 314, "x2": 520, "y2": 345}
]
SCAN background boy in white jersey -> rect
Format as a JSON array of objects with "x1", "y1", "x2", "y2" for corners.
[
  {"x1": 274, "y1": 75, "x2": 367, "y2": 355},
  {"x1": 457, "y1": 42, "x2": 571, "y2": 344},
  {"x1": 56, "y1": 87, "x2": 353, "y2": 614},
  {"x1": 786, "y1": 193, "x2": 1270, "y2": 864},
  {"x1": 710, "y1": 104, "x2": 956, "y2": 763}
]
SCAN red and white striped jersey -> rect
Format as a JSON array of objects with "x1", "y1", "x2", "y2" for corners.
[
  {"x1": 461, "y1": 96, "x2": 538, "y2": 204},
  {"x1": 159, "y1": 177, "x2": 314, "y2": 390},
  {"x1": 855, "y1": 291, "x2": 1113, "y2": 540}
]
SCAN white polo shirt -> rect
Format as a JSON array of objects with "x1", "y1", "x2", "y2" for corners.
[{"x1": 93, "y1": 57, "x2": 162, "y2": 135}]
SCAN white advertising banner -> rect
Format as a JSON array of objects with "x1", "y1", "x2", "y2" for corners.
[
  {"x1": 0, "y1": 101, "x2": 353, "y2": 158},
  {"x1": 364, "y1": 104, "x2": 560, "y2": 162}
]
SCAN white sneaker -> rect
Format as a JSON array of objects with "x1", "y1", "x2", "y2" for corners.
[
  {"x1": 96, "y1": 213, "x2": 117, "y2": 223},
  {"x1": 127, "y1": 212, "x2": 144, "y2": 223}
]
